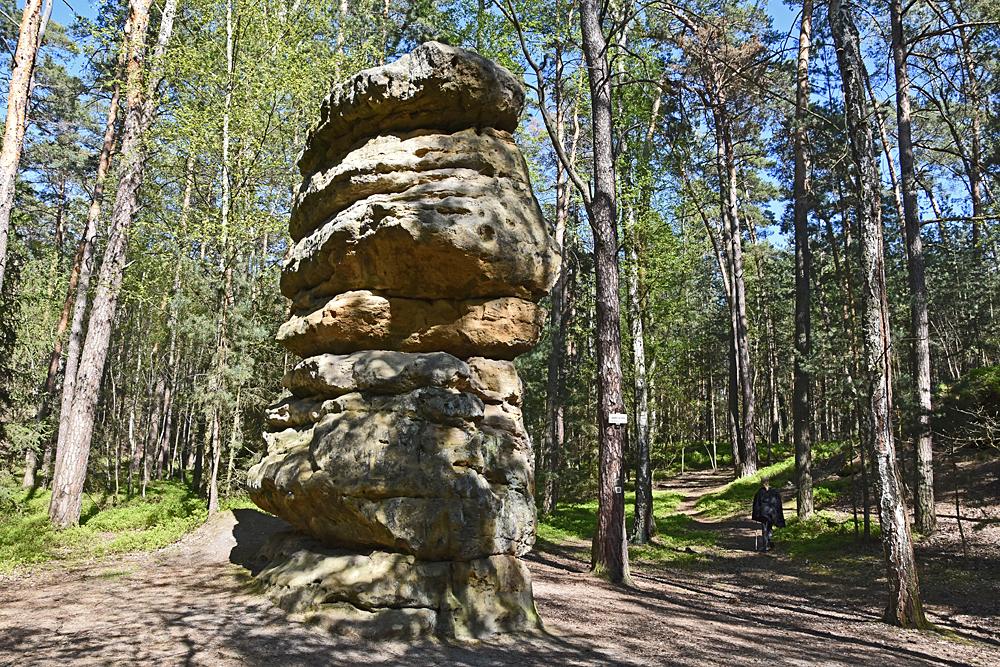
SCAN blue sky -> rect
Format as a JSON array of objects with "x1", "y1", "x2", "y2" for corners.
[{"x1": 51, "y1": 0, "x2": 96, "y2": 26}]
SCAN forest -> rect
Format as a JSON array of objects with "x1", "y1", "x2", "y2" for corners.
[{"x1": 0, "y1": 0, "x2": 998, "y2": 664}]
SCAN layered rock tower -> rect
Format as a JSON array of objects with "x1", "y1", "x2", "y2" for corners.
[{"x1": 247, "y1": 42, "x2": 558, "y2": 640}]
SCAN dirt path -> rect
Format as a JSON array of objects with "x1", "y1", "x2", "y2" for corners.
[
  {"x1": 665, "y1": 468, "x2": 763, "y2": 551},
  {"x1": 1, "y1": 481, "x2": 997, "y2": 666}
]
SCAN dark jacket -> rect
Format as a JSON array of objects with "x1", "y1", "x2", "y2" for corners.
[{"x1": 752, "y1": 487, "x2": 785, "y2": 528}]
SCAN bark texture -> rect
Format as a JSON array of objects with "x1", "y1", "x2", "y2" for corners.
[
  {"x1": 581, "y1": 0, "x2": 630, "y2": 585},
  {"x1": 830, "y1": 0, "x2": 927, "y2": 629},
  {"x1": 49, "y1": 0, "x2": 175, "y2": 528},
  {"x1": 0, "y1": 0, "x2": 46, "y2": 293},
  {"x1": 793, "y1": 0, "x2": 814, "y2": 519},
  {"x1": 890, "y1": 0, "x2": 935, "y2": 536}
]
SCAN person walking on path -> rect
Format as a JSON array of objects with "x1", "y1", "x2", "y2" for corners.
[{"x1": 752, "y1": 478, "x2": 785, "y2": 551}]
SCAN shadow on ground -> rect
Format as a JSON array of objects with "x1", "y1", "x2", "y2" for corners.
[{"x1": 0, "y1": 500, "x2": 997, "y2": 666}]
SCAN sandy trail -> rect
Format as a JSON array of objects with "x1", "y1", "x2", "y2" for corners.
[{"x1": 1, "y1": 474, "x2": 997, "y2": 666}]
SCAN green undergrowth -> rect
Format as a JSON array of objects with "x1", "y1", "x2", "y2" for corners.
[
  {"x1": 537, "y1": 489, "x2": 716, "y2": 564},
  {"x1": 694, "y1": 458, "x2": 796, "y2": 518},
  {"x1": 694, "y1": 441, "x2": 845, "y2": 519},
  {"x1": 776, "y1": 511, "x2": 882, "y2": 568},
  {"x1": 0, "y1": 480, "x2": 253, "y2": 573}
]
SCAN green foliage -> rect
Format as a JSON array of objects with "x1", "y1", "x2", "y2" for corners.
[
  {"x1": 812, "y1": 474, "x2": 852, "y2": 507},
  {"x1": 693, "y1": 441, "x2": 845, "y2": 518},
  {"x1": 941, "y1": 365, "x2": 1000, "y2": 414},
  {"x1": 938, "y1": 365, "x2": 1000, "y2": 447},
  {"x1": 777, "y1": 512, "x2": 881, "y2": 564},
  {"x1": 0, "y1": 480, "x2": 231, "y2": 573},
  {"x1": 694, "y1": 457, "x2": 796, "y2": 518},
  {"x1": 537, "y1": 489, "x2": 716, "y2": 564}
]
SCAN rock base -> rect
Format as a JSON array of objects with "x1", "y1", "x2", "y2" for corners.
[{"x1": 253, "y1": 532, "x2": 543, "y2": 640}]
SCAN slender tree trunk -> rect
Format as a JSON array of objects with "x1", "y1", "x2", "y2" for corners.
[
  {"x1": 541, "y1": 56, "x2": 574, "y2": 518},
  {"x1": 157, "y1": 388, "x2": 173, "y2": 478},
  {"x1": 628, "y1": 211, "x2": 653, "y2": 543},
  {"x1": 542, "y1": 269, "x2": 567, "y2": 517},
  {"x1": 127, "y1": 392, "x2": 139, "y2": 497},
  {"x1": 891, "y1": 0, "x2": 935, "y2": 536},
  {"x1": 947, "y1": 4, "x2": 984, "y2": 245},
  {"x1": 581, "y1": 0, "x2": 630, "y2": 586},
  {"x1": 55, "y1": 79, "x2": 122, "y2": 461},
  {"x1": 209, "y1": 0, "x2": 236, "y2": 515},
  {"x1": 723, "y1": 138, "x2": 757, "y2": 478},
  {"x1": 0, "y1": 0, "x2": 46, "y2": 293},
  {"x1": 143, "y1": 371, "x2": 165, "y2": 494},
  {"x1": 690, "y1": 174, "x2": 740, "y2": 476},
  {"x1": 629, "y1": 82, "x2": 663, "y2": 543},
  {"x1": 49, "y1": 0, "x2": 173, "y2": 528},
  {"x1": 224, "y1": 388, "x2": 242, "y2": 494},
  {"x1": 710, "y1": 93, "x2": 757, "y2": 477},
  {"x1": 830, "y1": 0, "x2": 927, "y2": 628},
  {"x1": 727, "y1": 338, "x2": 741, "y2": 474},
  {"x1": 709, "y1": 372, "x2": 718, "y2": 470},
  {"x1": 194, "y1": 415, "x2": 206, "y2": 492},
  {"x1": 793, "y1": 0, "x2": 815, "y2": 518},
  {"x1": 23, "y1": 237, "x2": 87, "y2": 488}
]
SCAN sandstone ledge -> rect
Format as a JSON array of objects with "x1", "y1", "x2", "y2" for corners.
[
  {"x1": 277, "y1": 291, "x2": 545, "y2": 360},
  {"x1": 254, "y1": 532, "x2": 543, "y2": 640},
  {"x1": 247, "y1": 383, "x2": 535, "y2": 561},
  {"x1": 281, "y1": 172, "x2": 557, "y2": 303},
  {"x1": 298, "y1": 42, "x2": 525, "y2": 177}
]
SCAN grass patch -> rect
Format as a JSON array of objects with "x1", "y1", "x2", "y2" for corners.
[
  {"x1": 693, "y1": 441, "x2": 847, "y2": 519},
  {"x1": 0, "y1": 480, "x2": 238, "y2": 573},
  {"x1": 694, "y1": 457, "x2": 796, "y2": 518},
  {"x1": 538, "y1": 489, "x2": 716, "y2": 564},
  {"x1": 776, "y1": 511, "x2": 881, "y2": 566},
  {"x1": 813, "y1": 475, "x2": 853, "y2": 507}
]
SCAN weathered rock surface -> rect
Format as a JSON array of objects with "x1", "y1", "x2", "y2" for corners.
[
  {"x1": 256, "y1": 532, "x2": 542, "y2": 639},
  {"x1": 280, "y1": 351, "x2": 473, "y2": 399},
  {"x1": 247, "y1": 42, "x2": 552, "y2": 639},
  {"x1": 297, "y1": 42, "x2": 525, "y2": 177},
  {"x1": 276, "y1": 290, "x2": 544, "y2": 359},
  {"x1": 278, "y1": 352, "x2": 523, "y2": 405},
  {"x1": 249, "y1": 382, "x2": 535, "y2": 561},
  {"x1": 282, "y1": 167, "x2": 555, "y2": 302},
  {"x1": 290, "y1": 128, "x2": 529, "y2": 242}
]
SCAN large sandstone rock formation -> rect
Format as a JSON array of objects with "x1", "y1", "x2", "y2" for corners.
[{"x1": 247, "y1": 42, "x2": 558, "y2": 640}]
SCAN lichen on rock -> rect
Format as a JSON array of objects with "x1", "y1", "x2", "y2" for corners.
[{"x1": 246, "y1": 41, "x2": 557, "y2": 640}]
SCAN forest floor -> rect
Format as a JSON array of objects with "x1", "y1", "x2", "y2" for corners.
[{"x1": 1, "y1": 460, "x2": 998, "y2": 666}]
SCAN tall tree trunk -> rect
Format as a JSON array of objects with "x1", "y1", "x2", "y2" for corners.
[
  {"x1": 946, "y1": 1, "x2": 985, "y2": 245},
  {"x1": 710, "y1": 91, "x2": 757, "y2": 477},
  {"x1": 54, "y1": 78, "x2": 122, "y2": 462},
  {"x1": 581, "y1": 0, "x2": 630, "y2": 586},
  {"x1": 541, "y1": 50, "x2": 575, "y2": 518},
  {"x1": 209, "y1": 0, "x2": 236, "y2": 515},
  {"x1": 160, "y1": 155, "x2": 192, "y2": 480},
  {"x1": 708, "y1": 372, "x2": 718, "y2": 470},
  {"x1": 23, "y1": 236, "x2": 87, "y2": 488},
  {"x1": 628, "y1": 211, "x2": 653, "y2": 543},
  {"x1": 630, "y1": 81, "x2": 663, "y2": 544},
  {"x1": 891, "y1": 0, "x2": 935, "y2": 536},
  {"x1": 224, "y1": 388, "x2": 242, "y2": 494},
  {"x1": 49, "y1": 0, "x2": 174, "y2": 528},
  {"x1": 793, "y1": 0, "x2": 814, "y2": 518},
  {"x1": 193, "y1": 415, "x2": 205, "y2": 492},
  {"x1": 542, "y1": 267, "x2": 567, "y2": 517},
  {"x1": 723, "y1": 136, "x2": 757, "y2": 478},
  {"x1": 143, "y1": 370, "x2": 165, "y2": 494},
  {"x1": 830, "y1": 0, "x2": 927, "y2": 628},
  {"x1": 0, "y1": 0, "x2": 46, "y2": 293},
  {"x1": 688, "y1": 168, "x2": 740, "y2": 476}
]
